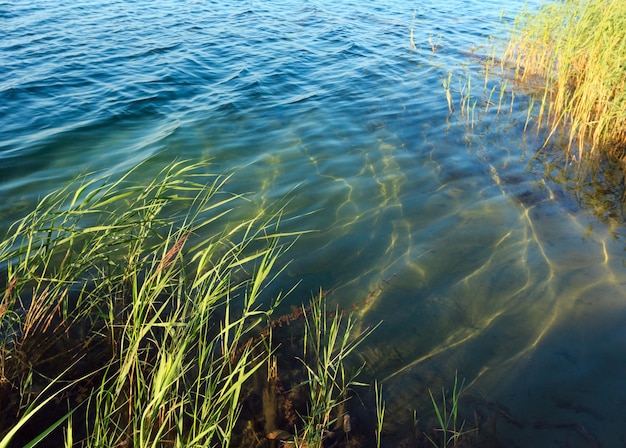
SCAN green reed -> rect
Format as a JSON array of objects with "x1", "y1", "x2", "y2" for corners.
[
  {"x1": 426, "y1": 372, "x2": 474, "y2": 448},
  {"x1": 503, "y1": 0, "x2": 626, "y2": 159},
  {"x1": 0, "y1": 155, "x2": 477, "y2": 446},
  {"x1": 374, "y1": 380, "x2": 385, "y2": 448},
  {"x1": 0, "y1": 160, "x2": 301, "y2": 447},
  {"x1": 294, "y1": 296, "x2": 379, "y2": 448}
]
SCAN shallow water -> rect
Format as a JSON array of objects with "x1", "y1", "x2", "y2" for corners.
[{"x1": 3, "y1": 0, "x2": 626, "y2": 446}]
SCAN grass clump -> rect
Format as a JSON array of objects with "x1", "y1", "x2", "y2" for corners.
[
  {"x1": 295, "y1": 299, "x2": 378, "y2": 447},
  {"x1": 0, "y1": 159, "x2": 388, "y2": 448},
  {"x1": 0, "y1": 160, "x2": 303, "y2": 447},
  {"x1": 0, "y1": 156, "x2": 487, "y2": 447},
  {"x1": 503, "y1": 0, "x2": 626, "y2": 160},
  {"x1": 425, "y1": 373, "x2": 474, "y2": 448}
]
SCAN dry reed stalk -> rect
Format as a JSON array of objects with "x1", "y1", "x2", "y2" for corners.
[
  {"x1": 21, "y1": 287, "x2": 64, "y2": 341},
  {"x1": 156, "y1": 233, "x2": 190, "y2": 273},
  {"x1": 2, "y1": 276, "x2": 18, "y2": 304}
]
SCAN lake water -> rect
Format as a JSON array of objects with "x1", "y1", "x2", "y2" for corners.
[{"x1": 3, "y1": 0, "x2": 626, "y2": 446}]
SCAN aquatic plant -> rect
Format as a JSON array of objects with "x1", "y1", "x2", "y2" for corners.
[
  {"x1": 0, "y1": 158, "x2": 392, "y2": 448},
  {"x1": 374, "y1": 380, "x2": 385, "y2": 448},
  {"x1": 294, "y1": 296, "x2": 378, "y2": 448},
  {"x1": 0, "y1": 160, "x2": 301, "y2": 447},
  {"x1": 425, "y1": 372, "x2": 474, "y2": 448},
  {"x1": 433, "y1": 3, "x2": 626, "y2": 229},
  {"x1": 503, "y1": 0, "x2": 626, "y2": 160}
]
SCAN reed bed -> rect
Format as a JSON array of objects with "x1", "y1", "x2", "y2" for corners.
[
  {"x1": 503, "y1": 0, "x2": 626, "y2": 160},
  {"x1": 0, "y1": 157, "x2": 488, "y2": 447},
  {"x1": 0, "y1": 160, "x2": 379, "y2": 447}
]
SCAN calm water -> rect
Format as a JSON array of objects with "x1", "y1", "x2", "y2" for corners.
[{"x1": 3, "y1": 0, "x2": 626, "y2": 446}]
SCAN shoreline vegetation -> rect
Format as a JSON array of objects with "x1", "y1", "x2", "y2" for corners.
[
  {"x1": 0, "y1": 160, "x2": 477, "y2": 448},
  {"x1": 499, "y1": 0, "x2": 626, "y2": 225},
  {"x1": 0, "y1": 160, "x2": 381, "y2": 447},
  {"x1": 501, "y1": 0, "x2": 626, "y2": 163},
  {"x1": 439, "y1": 0, "x2": 626, "y2": 226}
]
